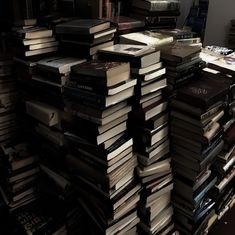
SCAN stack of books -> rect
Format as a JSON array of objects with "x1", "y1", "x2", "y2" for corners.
[
  {"x1": 98, "y1": 43, "x2": 174, "y2": 234},
  {"x1": 55, "y1": 19, "x2": 116, "y2": 58},
  {"x1": 10, "y1": 20, "x2": 58, "y2": 59},
  {"x1": 33, "y1": 56, "x2": 86, "y2": 110},
  {"x1": 0, "y1": 141, "x2": 40, "y2": 212},
  {"x1": 0, "y1": 54, "x2": 18, "y2": 144},
  {"x1": 171, "y1": 76, "x2": 229, "y2": 234},
  {"x1": 228, "y1": 19, "x2": 235, "y2": 49},
  {"x1": 63, "y1": 60, "x2": 140, "y2": 234},
  {"x1": 130, "y1": 0, "x2": 181, "y2": 29},
  {"x1": 161, "y1": 43, "x2": 203, "y2": 92}
]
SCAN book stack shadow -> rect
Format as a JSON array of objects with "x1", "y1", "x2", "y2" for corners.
[
  {"x1": 55, "y1": 19, "x2": 116, "y2": 59},
  {"x1": 171, "y1": 75, "x2": 229, "y2": 235},
  {"x1": 130, "y1": 0, "x2": 181, "y2": 29},
  {"x1": 0, "y1": 141, "x2": 40, "y2": 212},
  {"x1": 63, "y1": 60, "x2": 140, "y2": 234},
  {"x1": 98, "y1": 43, "x2": 174, "y2": 234},
  {"x1": 161, "y1": 43, "x2": 204, "y2": 94},
  {"x1": 0, "y1": 54, "x2": 18, "y2": 144}
]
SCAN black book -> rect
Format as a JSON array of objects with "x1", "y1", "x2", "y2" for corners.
[
  {"x1": 56, "y1": 19, "x2": 111, "y2": 35},
  {"x1": 177, "y1": 77, "x2": 229, "y2": 109}
]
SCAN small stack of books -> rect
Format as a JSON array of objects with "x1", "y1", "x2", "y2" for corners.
[
  {"x1": 98, "y1": 43, "x2": 174, "y2": 234},
  {"x1": 130, "y1": 0, "x2": 181, "y2": 29},
  {"x1": 10, "y1": 20, "x2": 58, "y2": 59},
  {"x1": 161, "y1": 43, "x2": 203, "y2": 92},
  {"x1": 0, "y1": 54, "x2": 18, "y2": 144},
  {"x1": 55, "y1": 19, "x2": 116, "y2": 59},
  {"x1": 0, "y1": 141, "x2": 40, "y2": 212},
  {"x1": 171, "y1": 76, "x2": 229, "y2": 234},
  {"x1": 64, "y1": 60, "x2": 140, "y2": 234},
  {"x1": 228, "y1": 19, "x2": 235, "y2": 49},
  {"x1": 33, "y1": 56, "x2": 86, "y2": 110}
]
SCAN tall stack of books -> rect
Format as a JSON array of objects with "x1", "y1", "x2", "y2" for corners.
[
  {"x1": 98, "y1": 44, "x2": 174, "y2": 234},
  {"x1": 170, "y1": 76, "x2": 229, "y2": 234},
  {"x1": 55, "y1": 19, "x2": 116, "y2": 59},
  {"x1": 130, "y1": 0, "x2": 181, "y2": 29},
  {"x1": 10, "y1": 20, "x2": 58, "y2": 59},
  {"x1": 0, "y1": 54, "x2": 18, "y2": 144},
  {"x1": 161, "y1": 43, "x2": 203, "y2": 93},
  {"x1": 0, "y1": 141, "x2": 40, "y2": 212},
  {"x1": 228, "y1": 19, "x2": 235, "y2": 49},
  {"x1": 63, "y1": 60, "x2": 140, "y2": 234}
]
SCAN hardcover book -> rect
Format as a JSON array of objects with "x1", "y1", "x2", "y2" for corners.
[{"x1": 56, "y1": 19, "x2": 111, "y2": 35}]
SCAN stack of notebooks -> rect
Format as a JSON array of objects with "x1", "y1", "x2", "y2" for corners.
[
  {"x1": 63, "y1": 60, "x2": 140, "y2": 234},
  {"x1": 130, "y1": 0, "x2": 181, "y2": 29},
  {"x1": 98, "y1": 43, "x2": 174, "y2": 234},
  {"x1": 0, "y1": 141, "x2": 40, "y2": 212},
  {"x1": 0, "y1": 54, "x2": 18, "y2": 144},
  {"x1": 10, "y1": 20, "x2": 58, "y2": 59},
  {"x1": 55, "y1": 19, "x2": 116, "y2": 58},
  {"x1": 161, "y1": 43, "x2": 203, "y2": 92},
  {"x1": 228, "y1": 19, "x2": 235, "y2": 49},
  {"x1": 171, "y1": 76, "x2": 229, "y2": 234}
]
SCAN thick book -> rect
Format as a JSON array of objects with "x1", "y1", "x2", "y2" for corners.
[
  {"x1": 176, "y1": 78, "x2": 229, "y2": 109},
  {"x1": 37, "y1": 56, "x2": 86, "y2": 74},
  {"x1": 56, "y1": 19, "x2": 111, "y2": 35},
  {"x1": 26, "y1": 100, "x2": 60, "y2": 126},
  {"x1": 60, "y1": 40, "x2": 114, "y2": 56},
  {"x1": 98, "y1": 47, "x2": 160, "y2": 68},
  {"x1": 64, "y1": 85, "x2": 134, "y2": 108},
  {"x1": 14, "y1": 27, "x2": 53, "y2": 39},
  {"x1": 119, "y1": 31, "x2": 173, "y2": 48},
  {"x1": 132, "y1": 0, "x2": 180, "y2": 12},
  {"x1": 60, "y1": 27, "x2": 117, "y2": 45},
  {"x1": 70, "y1": 60, "x2": 130, "y2": 87}
]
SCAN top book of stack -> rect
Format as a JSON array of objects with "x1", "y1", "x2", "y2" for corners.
[{"x1": 55, "y1": 19, "x2": 111, "y2": 35}]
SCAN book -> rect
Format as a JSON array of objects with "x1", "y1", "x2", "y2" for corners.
[
  {"x1": 176, "y1": 78, "x2": 229, "y2": 109},
  {"x1": 25, "y1": 101, "x2": 60, "y2": 126},
  {"x1": 56, "y1": 19, "x2": 111, "y2": 35},
  {"x1": 14, "y1": 27, "x2": 53, "y2": 39},
  {"x1": 22, "y1": 37, "x2": 55, "y2": 46},
  {"x1": 119, "y1": 31, "x2": 173, "y2": 48},
  {"x1": 17, "y1": 47, "x2": 58, "y2": 58},
  {"x1": 67, "y1": 78, "x2": 137, "y2": 96},
  {"x1": 60, "y1": 40, "x2": 114, "y2": 56},
  {"x1": 132, "y1": 99, "x2": 168, "y2": 121},
  {"x1": 99, "y1": 47, "x2": 160, "y2": 68},
  {"x1": 65, "y1": 85, "x2": 134, "y2": 109},
  {"x1": 70, "y1": 60, "x2": 130, "y2": 87},
  {"x1": 99, "y1": 44, "x2": 155, "y2": 57},
  {"x1": 132, "y1": 62, "x2": 162, "y2": 75},
  {"x1": 132, "y1": 0, "x2": 180, "y2": 12},
  {"x1": 37, "y1": 56, "x2": 86, "y2": 74},
  {"x1": 156, "y1": 28, "x2": 196, "y2": 40}
]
